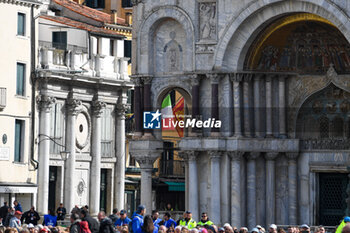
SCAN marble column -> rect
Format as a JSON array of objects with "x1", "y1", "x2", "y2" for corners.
[
  {"x1": 299, "y1": 153, "x2": 310, "y2": 224},
  {"x1": 188, "y1": 151, "x2": 199, "y2": 221},
  {"x1": 132, "y1": 77, "x2": 142, "y2": 138},
  {"x1": 64, "y1": 96, "x2": 82, "y2": 212},
  {"x1": 191, "y1": 74, "x2": 201, "y2": 136},
  {"x1": 139, "y1": 158, "x2": 156, "y2": 212},
  {"x1": 228, "y1": 151, "x2": 244, "y2": 228},
  {"x1": 286, "y1": 152, "x2": 298, "y2": 225},
  {"x1": 114, "y1": 102, "x2": 128, "y2": 210},
  {"x1": 256, "y1": 155, "x2": 266, "y2": 227},
  {"x1": 220, "y1": 152, "x2": 231, "y2": 224},
  {"x1": 90, "y1": 99, "x2": 106, "y2": 216},
  {"x1": 253, "y1": 75, "x2": 262, "y2": 137},
  {"x1": 243, "y1": 74, "x2": 252, "y2": 137},
  {"x1": 265, "y1": 75, "x2": 273, "y2": 137},
  {"x1": 275, "y1": 155, "x2": 289, "y2": 224},
  {"x1": 209, "y1": 151, "x2": 221, "y2": 224},
  {"x1": 208, "y1": 74, "x2": 220, "y2": 136},
  {"x1": 246, "y1": 152, "x2": 259, "y2": 229},
  {"x1": 142, "y1": 76, "x2": 153, "y2": 138},
  {"x1": 279, "y1": 76, "x2": 287, "y2": 138},
  {"x1": 265, "y1": 152, "x2": 278, "y2": 226},
  {"x1": 231, "y1": 74, "x2": 243, "y2": 137},
  {"x1": 37, "y1": 95, "x2": 56, "y2": 215}
]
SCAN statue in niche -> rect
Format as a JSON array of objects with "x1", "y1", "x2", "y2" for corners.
[
  {"x1": 164, "y1": 31, "x2": 183, "y2": 72},
  {"x1": 199, "y1": 2, "x2": 217, "y2": 40}
]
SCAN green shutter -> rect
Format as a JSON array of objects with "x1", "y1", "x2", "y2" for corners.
[
  {"x1": 17, "y1": 13, "x2": 25, "y2": 36},
  {"x1": 16, "y1": 63, "x2": 25, "y2": 96},
  {"x1": 14, "y1": 120, "x2": 22, "y2": 162}
]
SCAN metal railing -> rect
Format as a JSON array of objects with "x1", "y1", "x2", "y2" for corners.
[{"x1": 160, "y1": 160, "x2": 185, "y2": 177}]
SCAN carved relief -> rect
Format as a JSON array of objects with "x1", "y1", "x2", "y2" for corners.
[
  {"x1": 199, "y1": 2, "x2": 217, "y2": 41},
  {"x1": 164, "y1": 31, "x2": 183, "y2": 72}
]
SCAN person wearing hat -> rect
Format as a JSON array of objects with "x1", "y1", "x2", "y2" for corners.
[
  {"x1": 251, "y1": 228, "x2": 259, "y2": 233},
  {"x1": 268, "y1": 225, "x2": 277, "y2": 233},
  {"x1": 115, "y1": 210, "x2": 131, "y2": 228},
  {"x1": 132, "y1": 205, "x2": 146, "y2": 233},
  {"x1": 13, "y1": 201, "x2": 23, "y2": 213},
  {"x1": 9, "y1": 210, "x2": 22, "y2": 232},
  {"x1": 197, "y1": 212, "x2": 213, "y2": 227},
  {"x1": 179, "y1": 211, "x2": 196, "y2": 230},
  {"x1": 336, "y1": 217, "x2": 350, "y2": 233},
  {"x1": 299, "y1": 224, "x2": 310, "y2": 233}
]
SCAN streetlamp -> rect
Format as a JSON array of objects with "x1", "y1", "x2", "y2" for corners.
[{"x1": 60, "y1": 151, "x2": 70, "y2": 161}]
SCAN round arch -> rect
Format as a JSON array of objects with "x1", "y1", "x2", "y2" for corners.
[
  {"x1": 137, "y1": 6, "x2": 195, "y2": 75},
  {"x1": 214, "y1": 0, "x2": 350, "y2": 71}
]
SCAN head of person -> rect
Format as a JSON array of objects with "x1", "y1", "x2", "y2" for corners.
[
  {"x1": 181, "y1": 227, "x2": 189, "y2": 233},
  {"x1": 112, "y1": 208, "x2": 119, "y2": 215},
  {"x1": 268, "y1": 225, "x2": 277, "y2": 233},
  {"x1": 70, "y1": 213, "x2": 80, "y2": 223},
  {"x1": 167, "y1": 227, "x2": 175, "y2": 233},
  {"x1": 251, "y1": 229, "x2": 259, "y2": 233},
  {"x1": 15, "y1": 211, "x2": 22, "y2": 219},
  {"x1": 225, "y1": 227, "x2": 233, "y2": 233},
  {"x1": 342, "y1": 224, "x2": 350, "y2": 233},
  {"x1": 175, "y1": 226, "x2": 182, "y2": 233},
  {"x1": 164, "y1": 212, "x2": 171, "y2": 221},
  {"x1": 207, "y1": 226, "x2": 216, "y2": 233},
  {"x1": 299, "y1": 225, "x2": 310, "y2": 233},
  {"x1": 201, "y1": 212, "x2": 208, "y2": 222},
  {"x1": 185, "y1": 211, "x2": 192, "y2": 220},
  {"x1": 218, "y1": 229, "x2": 225, "y2": 233},
  {"x1": 137, "y1": 205, "x2": 146, "y2": 216},
  {"x1": 159, "y1": 226, "x2": 167, "y2": 233},
  {"x1": 20, "y1": 229, "x2": 29, "y2": 233},
  {"x1": 13, "y1": 201, "x2": 18, "y2": 206},
  {"x1": 121, "y1": 226, "x2": 129, "y2": 233},
  {"x1": 5, "y1": 228, "x2": 18, "y2": 233},
  {"x1": 80, "y1": 209, "x2": 88, "y2": 218},
  {"x1": 152, "y1": 210, "x2": 159, "y2": 221},
  {"x1": 278, "y1": 229, "x2": 285, "y2": 233},
  {"x1": 118, "y1": 209, "x2": 126, "y2": 220},
  {"x1": 98, "y1": 211, "x2": 106, "y2": 222},
  {"x1": 239, "y1": 227, "x2": 248, "y2": 233},
  {"x1": 28, "y1": 224, "x2": 35, "y2": 233},
  {"x1": 166, "y1": 204, "x2": 172, "y2": 209},
  {"x1": 287, "y1": 227, "x2": 293, "y2": 233},
  {"x1": 142, "y1": 215, "x2": 154, "y2": 233},
  {"x1": 59, "y1": 203, "x2": 63, "y2": 208}
]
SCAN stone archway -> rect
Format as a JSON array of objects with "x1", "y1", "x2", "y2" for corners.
[{"x1": 215, "y1": 0, "x2": 350, "y2": 71}]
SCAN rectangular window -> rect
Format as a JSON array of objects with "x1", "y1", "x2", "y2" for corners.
[
  {"x1": 14, "y1": 120, "x2": 24, "y2": 162},
  {"x1": 50, "y1": 102, "x2": 65, "y2": 154},
  {"x1": 52, "y1": 31, "x2": 67, "y2": 50},
  {"x1": 122, "y1": 0, "x2": 133, "y2": 8},
  {"x1": 86, "y1": 0, "x2": 105, "y2": 9},
  {"x1": 101, "y1": 108, "x2": 113, "y2": 157},
  {"x1": 17, "y1": 13, "x2": 25, "y2": 36},
  {"x1": 110, "y1": 39, "x2": 114, "y2": 56},
  {"x1": 124, "y1": 40, "x2": 132, "y2": 64},
  {"x1": 16, "y1": 63, "x2": 25, "y2": 96}
]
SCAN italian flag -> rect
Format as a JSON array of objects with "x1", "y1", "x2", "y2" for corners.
[{"x1": 161, "y1": 94, "x2": 175, "y2": 130}]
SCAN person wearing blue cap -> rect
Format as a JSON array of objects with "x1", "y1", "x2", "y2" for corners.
[
  {"x1": 336, "y1": 217, "x2": 350, "y2": 233},
  {"x1": 132, "y1": 205, "x2": 146, "y2": 233},
  {"x1": 115, "y1": 210, "x2": 131, "y2": 228}
]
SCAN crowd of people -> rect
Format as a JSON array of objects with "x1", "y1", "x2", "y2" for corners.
[{"x1": 0, "y1": 201, "x2": 349, "y2": 233}]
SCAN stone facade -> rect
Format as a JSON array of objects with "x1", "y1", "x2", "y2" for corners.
[{"x1": 130, "y1": 0, "x2": 350, "y2": 228}]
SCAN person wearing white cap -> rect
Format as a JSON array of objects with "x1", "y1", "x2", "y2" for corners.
[
  {"x1": 251, "y1": 228, "x2": 259, "y2": 233},
  {"x1": 268, "y1": 224, "x2": 277, "y2": 233},
  {"x1": 300, "y1": 224, "x2": 310, "y2": 233}
]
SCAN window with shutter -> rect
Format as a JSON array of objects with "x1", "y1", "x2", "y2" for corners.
[
  {"x1": 14, "y1": 120, "x2": 24, "y2": 162},
  {"x1": 16, "y1": 63, "x2": 25, "y2": 96},
  {"x1": 101, "y1": 108, "x2": 113, "y2": 157},
  {"x1": 50, "y1": 102, "x2": 65, "y2": 154},
  {"x1": 17, "y1": 13, "x2": 25, "y2": 36}
]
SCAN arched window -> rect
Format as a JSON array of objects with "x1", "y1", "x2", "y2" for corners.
[{"x1": 332, "y1": 117, "x2": 344, "y2": 138}]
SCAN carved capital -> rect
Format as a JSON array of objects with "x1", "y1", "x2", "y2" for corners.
[
  {"x1": 228, "y1": 151, "x2": 244, "y2": 161},
  {"x1": 286, "y1": 152, "x2": 299, "y2": 160},
  {"x1": 278, "y1": 75, "x2": 288, "y2": 82},
  {"x1": 207, "y1": 73, "x2": 219, "y2": 84},
  {"x1": 116, "y1": 104, "x2": 129, "y2": 119},
  {"x1": 132, "y1": 77, "x2": 142, "y2": 87},
  {"x1": 265, "y1": 152, "x2": 279, "y2": 160},
  {"x1": 246, "y1": 152, "x2": 260, "y2": 160},
  {"x1": 131, "y1": 0, "x2": 142, "y2": 5},
  {"x1": 142, "y1": 76, "x2": 153, "y2": 85},
  {"x1": 66, "y1": 98, "x2": 82, "y2": 116},
  {"x1": 36, "y1": 95, "x2": 56, "y2": 112},
  {"x1": 91, "y1": 100, "x2": 106, "y2": 117},
  {"x1": 190, "y1": 74, "x2": 201, "y2": 86},
  {"x1": 230, "y1": 73, "x2": 243, "y2": 82},
  {"x1": 209, "y1": 151, "x2": 222, "y2": 161},
  {"x1": 184, "y1": 151, "x2": 198, "y2": 161},
  {"x1": 265, "y1": 74, "x2": 274, "y2": 82},
  {"x1": 243, "y1": 74, "x2": 253, "y2": 82}
]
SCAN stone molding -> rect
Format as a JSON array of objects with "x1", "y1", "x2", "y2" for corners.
[
  {"x1": 91, "y1": 100, "x2": 106, "y2": 117},
  {"x1": 228, "y1": 151, "x2": 244, "y2": 160},
  {"x1": 36, "y1": 95, "x2": 56, "y2": 112},
  {"x1": 246, "y1": 152, "x2": 260, "y2": 160},
  {"x1": 243, "y1": 73, "x2": 253, "y2": 82}
]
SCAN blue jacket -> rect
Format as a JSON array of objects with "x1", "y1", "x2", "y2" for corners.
[
  {"x1": 164, "y1": 218, "x2": 177, "y2": 228},
  {"x1": 132, "y1": 214, "x2": 143, "y2": 233},
  {"x1": 115, "y1": 217, "x2": 131, "y2": 226},
  {"x1": 43, "y1": 214, "x2": 57, "y2": 227},
  {"x1": 153, "y1": 218, "x2": 162, "y2": 227},
  {"x1": 14, "y1": 203, "x2": 22, "y2": 212}
]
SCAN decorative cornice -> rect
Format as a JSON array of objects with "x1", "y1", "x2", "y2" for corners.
[
  {"x1": 190, "y1": 74, "x2": 201, "y2": 86},
  {"x1": 246, "y1": 152, "x2": 260, "y2": 160}
]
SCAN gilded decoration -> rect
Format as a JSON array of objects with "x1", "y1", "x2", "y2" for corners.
[{"x1": 245, "y1": 13, "x2": 350, "y2": 74}]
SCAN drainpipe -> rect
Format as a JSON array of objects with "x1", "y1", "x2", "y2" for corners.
[{"x1": 30, "y1": 5, "x2": 39, "y2": 170}]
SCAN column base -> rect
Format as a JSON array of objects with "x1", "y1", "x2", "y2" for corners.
[
  {"x1": 265, "y1": 134, "x2": 274, "y2": 138},
  {"x1": 233, "y1": 134, "x2": 243, "y2": 138},
  {"x1": 210, "y1": 131, "x2": 221, "y2": 137}
]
